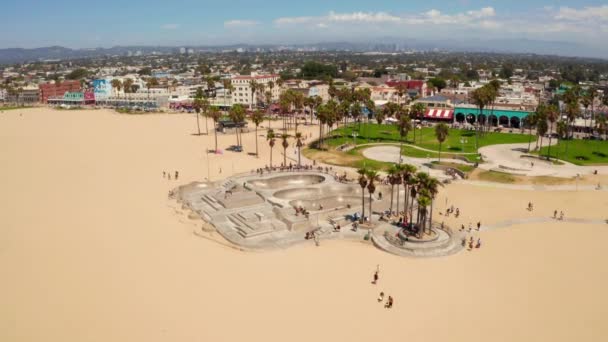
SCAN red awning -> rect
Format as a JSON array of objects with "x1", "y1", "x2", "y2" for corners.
[{"x1": 424, "y1": 109, "x2": 454, "y2": 120}]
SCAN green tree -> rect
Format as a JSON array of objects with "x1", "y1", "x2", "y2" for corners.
[
  {"x1": 251, "y1": 109, "x2": 265, "y2": 158},
  {"x1": 434, "y1": 123, "x2": 449, "y2": 162},
  {"x1": 208, "y1": 106, "x2": 222, "y2": 152},
  {"x1": 365, "y1": 169, "x2": 379, "y2": 223},
  {"x1": 229, "y1": 104, "x2": 246, "y2": 148},
  {"x1": 267, "y1": 129, "x2": 276, "y2": 168},
  {"x1": 357, "y1": 167, "x2": 368, "y2": 221},
  {"x1": 546, "y1": 105, "x2": 559, "y2": 160},
  {"x1": 280, "y1": 133, "x2": 290, "y2": 166},
  {"x1": 294, "y1": 132, "x2": 304, "y2": 167}
]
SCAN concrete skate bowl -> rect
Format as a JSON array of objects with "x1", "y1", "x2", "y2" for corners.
[
  {"x1": 289, "y1": 196, "x2": 365, "y2": 212},
  {"x1": 273, "y1": 185, "x2": 361, "y2": 200},
  {"x1": 247, "y1": 174, "x2": 326, "y2": 190}
]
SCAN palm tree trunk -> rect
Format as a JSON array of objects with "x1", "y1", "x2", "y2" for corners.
[
  {"x1": 283, "y1": 147, "x2": 287, "y2": 166},
  {"x1": 527, "y1": 126, "x2": 533, "y2": 152},
  {"x1": 361, "y1": 187, "x2": 366, "y2": 221},
  {"x1": 369, "y1": 193, "x2": 373, "y2": 223},
  {"x1": 255, "y1": 126, "x2": 259, "y2": 157},
  {"x1": 395, "y1": 184, "x2": 400, "y2": 216},
  {"x1": 297, "y1": 146, "x2": 301, "y2": 167},
  {"x1": 428, "y1": 200, "x2": 434, "y2": 235},
  {"x1": 547, "y1": 123, "x2": 553, "y2": 160},
  {"x1": 270, "y1": 147, "x2": 273, "y2": 168},
  {"x1": 205, "y1": 114, "x2": 209, "y2": 135},
  {"x1": 214, "y1": 122, "x2": 218, "y2": 152},
  {"x1": 438, "y1": 142, "x2": 442, "y2": 162},
  {"x1": 196, "y1": 113, "x2": 201, "y2": 135},
  {"x1": 403, "y1": 184, "x2": 412, "y2": 221},
  {"x1": 389, "y1": 184, "x2": 394, "y2": 213}
]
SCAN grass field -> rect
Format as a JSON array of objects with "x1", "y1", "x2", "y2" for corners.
[
  {"x1": 0, "y1": 105, "x2": 32, "y2": 111},
  {"x1": 537, "y1": 139, "x2": 608, "y2": 166},
  {"x1": 326, "y1": 123, "x2": 530, "y2": 154}
]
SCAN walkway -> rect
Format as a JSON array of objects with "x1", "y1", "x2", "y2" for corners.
[{"x1": 478, "y1": 141, "x2": 608, "y2": 178}]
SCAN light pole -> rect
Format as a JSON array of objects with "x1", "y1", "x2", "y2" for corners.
[{"x1": 352, "y1": 131, "x2": 359, "y2": 146}]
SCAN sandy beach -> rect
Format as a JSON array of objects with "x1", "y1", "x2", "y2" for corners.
[{"x1": 1, "y1": 108, "x2": 607, "y2": 342}]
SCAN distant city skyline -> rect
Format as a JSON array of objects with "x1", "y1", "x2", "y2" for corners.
[{"x1": 1, "y1": 1, "x2": 608, "y2": 57}]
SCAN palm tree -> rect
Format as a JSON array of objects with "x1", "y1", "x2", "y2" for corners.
[
  {"x1": 434, "y1": 123, "x2": 449, "y2": 162},
  {"x1": 357, "y1": 167, "x2": 368, "y2": 221},
  {"x1": 401, "y1": 164, "x2": 417, "y2": 219},
  {"x1": 470, "y1": 87, "x2": 490, "y2": 151},
  {"x1": 366, "y1": 169, "x2": 379, "y2": 223},
  {"x1": 387, "y1": 165, "x2": 399, "y2": 214},
  {"x1": 251, "y1": 109, "x2": 265, "y2": 158},
  {"x1": 123, "y1": 78, "x2": 134, "y2": 94},
  {"x1": 410, "y1": 103, "x2": 426, "y2": 144},
  {"x1": 294, "y1": 132, "x2": 304, "y2": 167},
  {"x1": 546, "y1": 105, "x2": 559, "y2": 160},
  {"x1": 280, "y1": 133, "x2": 290, "y2": 166},
  {"x1": 208, "y1": 106, "x2": 221, "y2": 152},
  {"x1": 525, "y1": 112, "x2": 538, "y2": 152},
  {"x1": 249, "y1": 80, "x2": 259, "y2": 110},
  {"x1": 192, "y1": 87, "x2": 205, "y2": 135},
  {"x1": 111, "y1": 79, "x2": 123, "y2": 98},
  {"x1": 422, "y1": 176, "x2": 442, "y2": 234},
  {"x1": 229, "y1": 104, "x2": 246, "y2": 148},
  {"x1": 408, "y1": 174, "x2": 418, "y2": 226},
  {"x1": 267, "y1": 129, "x2": 276, "y2": 169},
  {"x1": 536, "y1": 116, "x2": 548, "y2": 154},
  {"x1": 564, "y1": 100, "x2": 580, "y2": 155},
  {"x1": 416, "y1": 193, "x2": 431, "y2": 239},
  {"x1": 393, "y1": 164, "x2": 403, "y2": 216},
  {"x1": 397, "y1": 108, "x2": 412, "y2": 164}
]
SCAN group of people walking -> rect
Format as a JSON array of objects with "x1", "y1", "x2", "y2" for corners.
[
  {"x1": 372, "y1": 267, "x2": 394, "y2": 309},
  {"x1": 163, "y1": 171, "x2": 179, "y2": 180}
]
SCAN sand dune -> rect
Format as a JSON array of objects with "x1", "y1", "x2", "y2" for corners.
[{"x1": 0, "y1": 108, "x2": 607, "y2": 342}]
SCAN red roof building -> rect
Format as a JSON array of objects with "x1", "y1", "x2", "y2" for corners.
[
  {"x1": 385, "y1": 80, "x2": 429, "y2": 97},
  {"x1": 39, "y1": 81, "x2": 81, "y2": 103}
]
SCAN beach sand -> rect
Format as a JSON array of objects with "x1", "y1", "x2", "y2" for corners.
[{"x1": 1, "y1": 108, "x2": 607, "y2": 342}]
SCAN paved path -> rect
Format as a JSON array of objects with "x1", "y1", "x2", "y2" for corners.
[
  {"x1": 478, "y1": 141, "x2": 608, "y2": 178},
  {"x1": 361, "y1": 146, "x2": 456, "y2": 179},
  {"x1": 481, "y1": 216, "x2": 607, "y2": 231}
]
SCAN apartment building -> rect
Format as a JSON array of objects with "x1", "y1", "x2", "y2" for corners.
[{"x1": 231, "y1": 73, "x2": 280, "y2": 108}]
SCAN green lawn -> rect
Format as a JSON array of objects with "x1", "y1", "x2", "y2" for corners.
[
  {"x1": 0, "y1": 105, "x2": 32, "y2": 111},
  {"x1": 327, "y1": 123, "x2": 530, "y2": 154},
  {"x1": 537, "y1": 139, "x2": 608, "y2": 166}
]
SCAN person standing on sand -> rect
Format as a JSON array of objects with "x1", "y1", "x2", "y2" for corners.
[
  {"x1": 372, "y1": 270, "x2": 379, "y2": 284},
  {"x1": 385, "y1": 296, "x2": 393, "y2": 309},
  {"x1": 378, "y1": 292, "x2": 384, "y2": 302},
  {"x1": 175, "y1": 171, "x2": 179, "y2": 180},
  {"x1": 554, "y1": 210, "x2": 558, "y2": 219},
  {"x1": 477, "y1": 222, "x2": 481, "y2": 231}
]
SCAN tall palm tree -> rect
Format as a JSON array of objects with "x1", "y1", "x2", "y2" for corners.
[
  {"x1": 410, "y1": 103, "x2": 426, "y2": 144},
  {"x1": 525, "y1": 112, "x2": 538, "y2": 152},
  {"x1": 434, "y1": 123, "x2": 449, "y2": 162},
  {"x1": 267, "y1": 129, "x2": 276, "y2": 168},
  {"x1": 536, "y1": 115, "x2": 548, "y2": 154},
  {"x1": 366, "y1": 169, "x2": 379, "y2": 223},
  {"x1": 408, "y1": 174, "x2": 418, "y2": 226},
  {"x1": 249, "y1": 80, "x2": 259, "y2": 110},
  {"x1": 111, "y1": 79, "x2": 123, "y2": 98},
  {"x1": 416, "y1": 193, "x2": 431, "y2": 239},
  {"x1": 387, "y1": 165, "x2": 399, "y2": 214},
  {"x1": 123, "y1": 78, "x2": 134, "y2": 94},
  {"x1": 208, "y1": 106, "x2": 221, "y2": 152},
  {"x1": 564, "y1": 100, "x2": 580, "y2": 155},
  {"x1": 401, "y1": 164, "x2": 417, "y2": 218},
  {"x1": 280, "y1": 133, "x2": 290, "y2": 166},
  {"x1": 357, "y1": 167, "x2": 368, "y2": 221},
  {"x1": 251, "y1": 109, "x2": 265, "y2": 158},
  {"x1": 229, "y1": 104, "x2": 246, "y2": 148},
  {"x1": 546, "y1": 105, "x2": 559, "y2": 160},
  {"x1": 470, "y1": 87, "x2": 490, "y2": 151},
  {"x1": 397, "y1": 108, "x2": 412, "y2": 164},
  {"x1": 192, "y1": 87, "x2": 205, "y2": 135},
  {"x1": 393, "y1": 164, "x2": 403, "y2": 216},
  {"x1": 422, "y1": 176, "x2": 442, "y2": 234},
  {"x1": 294, "y1": 132, "x2": 303, "y2": 167}
]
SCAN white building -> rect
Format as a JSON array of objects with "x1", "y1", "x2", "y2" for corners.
[{"x1": 231, "y1": 73, "x2": 280, "y2": 108}]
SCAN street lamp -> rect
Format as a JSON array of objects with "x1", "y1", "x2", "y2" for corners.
[{"x1": 352, "y1": 131, "x2": 359, "y2": 146}]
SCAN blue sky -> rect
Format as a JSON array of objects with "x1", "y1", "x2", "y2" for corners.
[{"x1": 1, "y1": 0, "x2": 608, "y2": 51}]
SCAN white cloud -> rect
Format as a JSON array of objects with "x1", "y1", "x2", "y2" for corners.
[
  {"x1": 554, "y1": 5, "x2": 608, "y2": 21},
  {"x1": 224, "y1": 20, "x2": 259, "y2": 28},
  {"x1": 274, "y1": 7, "x2": 499, "y2": 29},
  {"x1": 161, "y1": 24, "x2": 179, "y2": 30}
]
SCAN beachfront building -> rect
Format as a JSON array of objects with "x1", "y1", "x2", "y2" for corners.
[
  {"x1": 453, "y1": 105, "x2": 531, "y2": 128},
  {"x1": 231, "y1": 73, "x2": 280, "y2": 108},
  {"x1": 48, "y1": 91, "x2": 96, "y2": 106},
  {"x1": 39, "y1": 80, "x2": 81, "y2": 103},
  {"x1": 95, "y1": 91, "x2": 169, "y2": 110},
  {"x1": 6, "y1": 86, "x2": 39, "y2": 104}
]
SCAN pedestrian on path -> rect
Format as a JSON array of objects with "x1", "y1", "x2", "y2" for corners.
[
  {"x1": 385, "y1": 296, "x2": 393, "y2": 309},
  {"x1": 477, "y1": 221, "x2": 481, "y2": 231}
]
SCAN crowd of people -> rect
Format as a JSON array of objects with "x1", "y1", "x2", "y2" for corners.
[{"x1": 163, "y1": 171, "x2": 179, "y2": 180}]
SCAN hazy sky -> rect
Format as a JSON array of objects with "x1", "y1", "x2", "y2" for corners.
[{"x1": 1, "y1": 0, "x2": 608, "y2": 52}]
